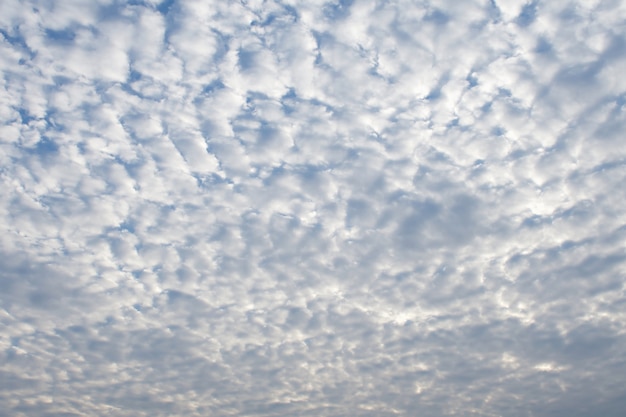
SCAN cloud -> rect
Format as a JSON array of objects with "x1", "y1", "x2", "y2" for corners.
[{"x1": 1, "y1": 0, "x2": 626, "y2": 416}]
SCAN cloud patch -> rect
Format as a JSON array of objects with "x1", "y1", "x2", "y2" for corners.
[{"x1": 1, "y1": 0, "x2": 626, "y2": 416}]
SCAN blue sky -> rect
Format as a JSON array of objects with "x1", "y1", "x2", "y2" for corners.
[{"x1": 1, "y1": 0, "x2": 626, "y2": 416}]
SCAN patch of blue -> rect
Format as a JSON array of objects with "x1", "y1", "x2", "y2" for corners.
[
  {"x1": 282, "y1": 88, "x2": 297, "y2": 100},
  {"x1": 17, "y1": 108, "x2": 35, "y2": 124},
  {"x1": 202, "y1": 79, "x2": 225, "y2": 95},
  {"x1": 0, "y1": 28, "x2": 29, "y2": 50},
  {"x1": 283, "y1": 5, "x2": 299, "y2": 22},
  {"x1": 128, "y1": 69, "x2": 142, "y2": 82},
  {"x1": 35, "y1": 137, "x2": 59, "y2": 155},
  {"x1": 45, "y1": 28, "x2": 76, "y2": 44},
  {"x1": 487, "y1": 0, "x2": 502, "y2": 22},
  {"x1": 237, "y1": 48, "x2": 256, "y2": 71},
  {"x1": 157, "y1": 0, "x2": 176, "y2": 15},
  {"x1": 323, "y1": 0, "x2": 354, "y2": 20},
  {"x1": 517, "y1": 2, "x2": 537, "y2": 27},
  {"x1": 280, "y1": 88, "x2": 298, "y2": 114},
  {"x1": 535, "y1": 37, "x2": 552, "y2": 54},
  {"x1": 425, "y1": 88, "x2": 441, "y2": 101},
  {"x1": 522, "y1": 214, "x2": 550, "y2": 228},
  {"x1": 491, "y1": 126, "x2": 506, "y2": 136},
  {"x1": 119, "y1": 221, "x2": 136, "y2": 234},
  {"x1": 425, "y1": 9, "x2": 450, "y2": 25},
  {"x1": 466, "y1": 72, "x2": 478, "y2": 88}
]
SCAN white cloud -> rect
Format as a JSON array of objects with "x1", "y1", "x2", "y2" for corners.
[{"x1": 1, "y1": 0, "x2": 626, "y2": 416}]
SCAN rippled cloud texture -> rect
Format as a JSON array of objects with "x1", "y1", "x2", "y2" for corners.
[{"x1": 1, "y1": 0, "x2": 626, "y2": 415}]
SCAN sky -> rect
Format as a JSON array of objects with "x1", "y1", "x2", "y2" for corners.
[{"x1": 1, "y1": 0, "x2": 626, "y2": 416}]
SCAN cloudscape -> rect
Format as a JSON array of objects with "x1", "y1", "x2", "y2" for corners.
[{"x1": 1, "y1": 0, "x2": 626, "y2": 416}]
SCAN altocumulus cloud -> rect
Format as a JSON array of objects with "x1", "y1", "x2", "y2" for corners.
[{"x1": 1, "y1": 0, "x2": 626, "y2": 416}]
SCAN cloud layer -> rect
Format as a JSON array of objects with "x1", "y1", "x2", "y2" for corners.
[{"x1": 1, "y1": 0, "x2": 626, "y2": 416}]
